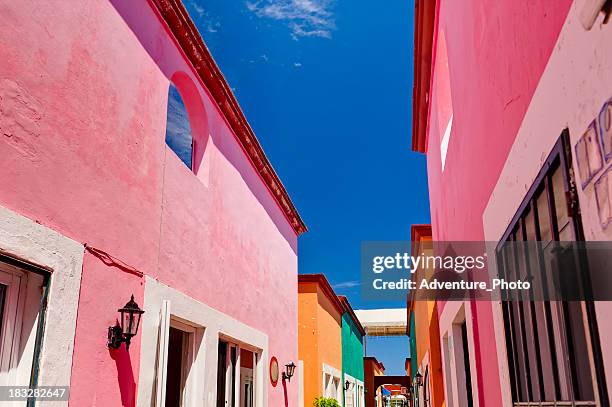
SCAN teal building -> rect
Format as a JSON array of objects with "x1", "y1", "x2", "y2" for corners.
[{"x1": 339, "y1": 296, "x2": 366, "y2": 407}]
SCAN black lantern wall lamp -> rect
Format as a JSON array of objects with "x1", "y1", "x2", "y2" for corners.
[
  {"x1": 415, "y1": 371, "x2": 423, "y2": 387},
  {"x1": 344, "y1": 380, "x2": 353, "y2": 391},
  {"x1": 107, "y1": 295, "x2": 145, "y2": 350},
  {"x1": 282, "y1": 362, "x2": 296, "y2": 382}
]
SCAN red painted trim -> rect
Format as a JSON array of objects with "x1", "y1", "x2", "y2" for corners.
[
  {"x1": 411, "y1": 0, "x2": 438, "y2": 153},
  {"x1": 149, "y1": 0, "x2": 307, "y2": 235}
]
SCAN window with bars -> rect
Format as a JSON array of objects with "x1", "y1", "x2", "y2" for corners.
[{"x1": 496, "y1": 131, "x2": 607, "y2": 407}]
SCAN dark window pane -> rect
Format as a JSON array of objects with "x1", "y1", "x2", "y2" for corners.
[
  {"x1": 533, "y1": 301, "x2": 558, "y2": 400},
  {"x1": 564, "y1": 302, "x2": 595, "y2": 401},
  {"x1": 217, "y1": 341, "x2": 227, "y2": 407},
  {"x1": 230, "y1": 346, "x2": 237, "y2": 407},
  {"x1": 525, "y1": 209, "x2": 537, "y2": 242},
  {"x1": 165, "y1": 327, "x2": 186, "y2": 407},
  {"x1": 499, "y1": 135, "x2": 599, "y2": 404},
  {"x1": 461, "y1": 322, "x2": 474, "y2": 407}
]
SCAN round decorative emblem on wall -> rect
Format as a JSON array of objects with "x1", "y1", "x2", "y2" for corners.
[{"x1": 270, "y1": 356, "x2": 279, "y2": 387}]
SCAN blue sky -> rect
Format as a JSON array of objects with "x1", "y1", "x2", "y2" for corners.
[
  {"x1": 180, "y1": 0, "x2": 429, "y2": 375},
  {"x1": 165, "y1": 85, "x2": 193, "y2": 169}
]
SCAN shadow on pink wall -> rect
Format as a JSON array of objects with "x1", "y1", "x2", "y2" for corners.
[
  {"x1": 110, "y1": 346, "x2": 137, "y2": 407},
  {"x1": 282, "y1": 378, "x2": 289, "y2": 407}
]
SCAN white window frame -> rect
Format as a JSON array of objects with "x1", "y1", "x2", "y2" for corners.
[
  {"x1": 221, "y1": 340, "x2": 250, "y2": 407},
  {"x1": 439, "y1": 302, "x2": 479, "y2": 407},
  {"x1": 357, "y1": 382, "x2": 364, "y2": 407},
  {"x1": 137, "y1": 276, "x2": 268, "y2": 407},
  {"x1": 170, "y1": 318, "x2": 197, "y2": 397},
  {"x1": 0, "y1": 265, "x2": 25, "y2": 384},
  {"x1": 322, "y1": 363, "x2": 342, "y2": 404},
  {"x1": 0, "y1": 204, "x2": 84, "y2": 398}
]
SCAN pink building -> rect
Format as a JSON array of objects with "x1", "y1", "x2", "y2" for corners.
[
  {"x1": 413, "y1": 0, "x2": 612, "y2": 406},
  {"x1": 0, "y1": 0, "x2": 306, "y2": 406}
]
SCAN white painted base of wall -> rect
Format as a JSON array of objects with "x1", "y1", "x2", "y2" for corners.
[{"x1": 137, "y1": 276, "x2": 269, "y2": 407}]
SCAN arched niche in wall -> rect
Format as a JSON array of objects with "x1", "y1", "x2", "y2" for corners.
[{"x1": 164, "y1": 71, "x2": 209, "y2": 173}]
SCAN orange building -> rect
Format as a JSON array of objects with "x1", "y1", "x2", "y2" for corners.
[
  {"x1": 407, "y1": 225, "x2": 445, "y2": 407},
  {"x1": 298, "y1": 274, "x2": 344, "y2": 406},
  {"x1": 363, "y1": 356, "x2": 385, "y2": 407}
]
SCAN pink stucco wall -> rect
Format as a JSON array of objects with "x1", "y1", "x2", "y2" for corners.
[
  {"x1": 424, "y1": 1, "x2": 572, "y2": 405},
  {"x1": 0, "y1": 1, "x2": 299, "y2": 406},
  {"x1": 480, "y1": 0, "x2": 612, "y2": 400}
]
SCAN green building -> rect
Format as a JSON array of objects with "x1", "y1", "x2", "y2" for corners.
[{"x1": 339, "y1": 296, "x2": 366, "y2": 407}]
